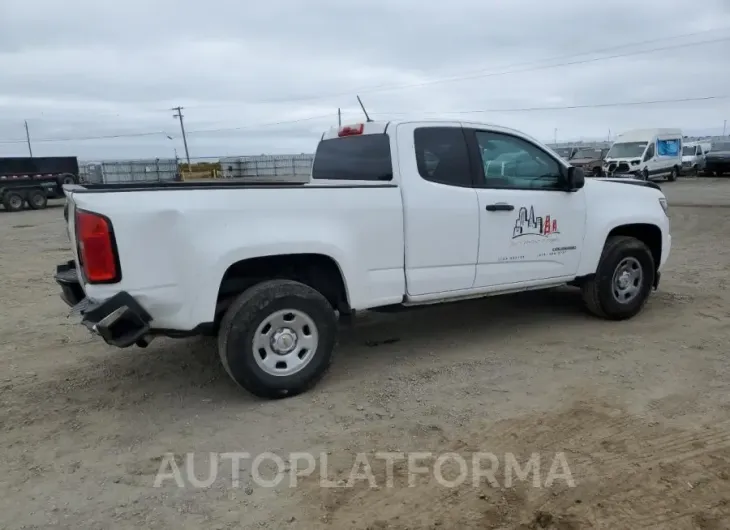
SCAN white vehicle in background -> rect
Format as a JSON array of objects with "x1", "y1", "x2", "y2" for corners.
[
  {"x1": 681, "y1": 141, "x2": 709, "y2": 175},
  {"x1": 54, "y1": 119, "x2": 671, "y2": 399},
  {"x1": 603, "y1": 129, "x2": 683, "y2": 181}
]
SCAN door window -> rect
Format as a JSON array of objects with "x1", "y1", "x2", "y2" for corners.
[
  {"x1": 643, "y1": 143, "x2": 655, "y2": 161},
  {"x1": 413, "y1": 127, "x2": 472, "y2": 187},
  {"x1": 475, "y1": 131, "x2": 562, "y2": 190}
]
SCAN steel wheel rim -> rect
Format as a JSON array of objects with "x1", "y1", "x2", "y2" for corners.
[
  {"x1": 32, "y1": 194, "x2": 44, "y2": 207},
  {"x1": 252, "y1": 309, "x2": 319, "y2": 377},
  {"x1": 611, "y1": 257, "x2": 643, "y2": 304},
  {"x1": 9, "y1": 196, "x2": 22, "y2": 209}
]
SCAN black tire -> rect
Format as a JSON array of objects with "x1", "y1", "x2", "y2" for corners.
[
  {"x1": 218, "y1": 279, "x2": 337, "y2": 399},
  {"x1": 2, "y1": 191, "x2": 24, "y2": 212},
  {"x1": 592, "y1": 167, "x2": 602, "y2": 177},
  {"x1": 641, "y1": 169, "x2": 649, "y2": 181},
  {"x1": 667, "y1": 167, "x2": 678, "y2": 182},
  {"x1": 581, "y1": 236, "x2": 656, "y2": 320},
  {"x1": 57, "y1": 174, "x2": 77, "y2": 187},
  {"x1": 26, "y1": 189, "x2": 48, "y2": 210}
]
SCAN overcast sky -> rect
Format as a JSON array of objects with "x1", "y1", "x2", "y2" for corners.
[{"x1": 1, "y1": 0, "x2": 730, "y2": 161}]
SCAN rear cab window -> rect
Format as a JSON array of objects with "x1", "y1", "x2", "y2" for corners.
[
  {"x1": 311, "y1": 134, "x2": 393, "y2": 181},
  {"x1": 413, "y1": 127, "x2": 472, "y2": 187}
]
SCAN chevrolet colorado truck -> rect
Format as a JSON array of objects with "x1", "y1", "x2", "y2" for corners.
[{"x1": 54, "y1": 120, "x2": 671, "y2": 398}]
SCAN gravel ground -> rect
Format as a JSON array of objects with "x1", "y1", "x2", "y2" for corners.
[{"x1": 2, "y1": 178, "x2": 730, "y2": 529}]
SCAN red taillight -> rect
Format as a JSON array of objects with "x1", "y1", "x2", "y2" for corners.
[
  {"x1": 338, "y1": 123, "x2": 364, "y2": 137},
  {"x1": 76, "y1": 209, "x2": 120, "y2": 283}
]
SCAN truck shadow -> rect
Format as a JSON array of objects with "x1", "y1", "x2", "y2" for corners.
[
  {"x1": 4, "y1": 287, "x2": 614, "y2": 439},
  {"x1": 38, "y1": 288, "x2": 585, "y2": 402}
]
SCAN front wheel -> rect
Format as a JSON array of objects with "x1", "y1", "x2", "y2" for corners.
[
  {"x1": 581, "y1": 236, "x2": 655, "y2": 320},
  {"x1": 218, "y1": 279, "x2": 337, "y2": 398}
]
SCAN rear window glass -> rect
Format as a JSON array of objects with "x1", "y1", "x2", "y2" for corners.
[{"x1": 311, "y1": 134, "x2": 393, "y2": 181}]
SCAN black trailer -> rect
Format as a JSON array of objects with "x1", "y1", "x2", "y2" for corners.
[{"x1": 0, "y1": 156, "x2": 79, "y2": 213}]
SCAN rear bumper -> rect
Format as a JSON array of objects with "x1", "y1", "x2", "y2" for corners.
[{"x1": 54, "y1": 260, "x2": 152, "y2": 348}]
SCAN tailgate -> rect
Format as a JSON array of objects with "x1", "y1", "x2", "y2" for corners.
[{"x1": 62, "y1": 184, "x2": 85, "y2": 282}]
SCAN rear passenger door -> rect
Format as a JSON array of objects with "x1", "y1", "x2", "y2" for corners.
[{"x1": 396, "y1": 123, "x2": 480, "y2": 296}]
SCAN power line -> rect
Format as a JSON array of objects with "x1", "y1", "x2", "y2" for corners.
[
  {"x1": 373, "y1": 95, "x2": 729, "y2": 116},
  {"x1": 0, "y1": 95, "x2": 724, "y2": 144},
  {"x1": 0, "y1": 129, "x2": 167, "y2": 144},
  {"x1": 185, "y1": 113, "x2": 339, "y2": 136},
  {"x1": 0, "y1": 113, "x2": 342, "y2": 144},
  {"x1": 244, "y1": 32, "x2": 730, "y2": 105},
  {"x1": 179, "y1": 27, "x2": 730, "y2": 110},
  {"x1": 1, "y1": 29, "x2": 727, "y2": 146}
]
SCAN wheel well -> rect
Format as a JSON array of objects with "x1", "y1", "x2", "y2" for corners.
[
  {"x1": 216, "y1": 254, "x2": 350, "y2": 316},
  {"x1": 608, "y1": 224, "x2": 662, "y2": 269}
]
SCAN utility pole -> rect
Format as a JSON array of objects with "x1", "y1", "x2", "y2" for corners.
[
  {"x1": 24, "y1": 120, "x2": 33, "y2": 157},
  {"x1": 553, "y1": 128, "x2": 557, "y2": 144},
  {"x1": 724, "y1": 119, "x2": 727, "y2": 136},
  {"x1": 338, "y1": 108, "x2": 342, "y2": 127},
  {"x1": 171, "y1": 106, "x2": 191, "y2": 167}
]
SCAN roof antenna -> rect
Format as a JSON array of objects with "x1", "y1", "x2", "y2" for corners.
[{"x1": 356, "y1": 95, "x2": 373, "y2": 122}]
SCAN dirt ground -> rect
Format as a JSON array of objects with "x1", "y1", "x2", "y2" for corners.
[{"x1": 2, "y1": 177, "x2": 730, "y2": 529}]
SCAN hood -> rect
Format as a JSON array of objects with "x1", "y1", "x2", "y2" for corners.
[
  {"x1": 682, "y1": 155, "x2": 698, "y2": 162},
  {"x1": 586, "y1": 176, "x2": 661, "y2": 192},
  {"x1": 570, "y1": 157, "x2": 598, "y2": 165},
  {"x1": 707, "y1": 150, "x2": 730, "y2": 158}
]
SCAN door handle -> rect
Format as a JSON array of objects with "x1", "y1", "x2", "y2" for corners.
[{"x1": 485, "y1": 203, "x2": 514, "y2": 212}]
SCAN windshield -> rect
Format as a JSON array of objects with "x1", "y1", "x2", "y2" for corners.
[
  {"x1": 682, "y1": 146, "x2": 697, "y2": 156},
  {"x1": 607, "y1": 142, "x2": 647, "y2": 159},
  {"x1": 311, "y1": 134, "x2": 393, "y2": 181},
  {"x1": 573, "y1": 149, "x2": 601, "y2": 159},
  {"x1": 712, "y1": 141, "x2": 730, "y2": 152}
]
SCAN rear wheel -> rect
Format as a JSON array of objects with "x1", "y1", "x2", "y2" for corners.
[
  {"x1": 57, "y1": 174, "x2": 76, "y2": 187},
  {"x1": 667, "y1": 167, "x2": 678, "y2": 182},
  {"x1": 218, "y1": 279, "x2": 337, "y2": 398},
  {"x1": 2, "y1": 191, "x2": 24, "y2": 212},
  {"x1": 581, "y1": 236, "x2": 655, "y2": 320},
  {"x1": 26, "y1": 189, "x2": 48, "y2": 210}
]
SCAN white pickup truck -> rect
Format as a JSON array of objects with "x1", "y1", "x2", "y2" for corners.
[{"x1": 55, "y1": 120, "x2": 671, "y2": 398}]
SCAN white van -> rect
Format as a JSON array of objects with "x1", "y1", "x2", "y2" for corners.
[
  {"x1": 603, "y1": 129, "x2": 682, "y2": 181},
  {"x1": 681, "y1": 141, "x2": 709, "y2": 175}
]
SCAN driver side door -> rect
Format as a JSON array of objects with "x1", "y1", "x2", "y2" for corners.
[{"x1": 467, "y1": 128, "x2": 587, "y2": 289}]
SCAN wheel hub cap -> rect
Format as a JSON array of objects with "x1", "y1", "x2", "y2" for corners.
[
  {"x1": 252, "y1": 309, "x2": 319, "y2": 377},
  {"x1": 611, "y1": 257, "x2": 643, "y2": 304},
  {"x1": 270, "y1": 327, "x2": 298, "y2": 355}
]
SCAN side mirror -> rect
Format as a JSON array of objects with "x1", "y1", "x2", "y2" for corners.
[{"x1": 566, "y1": 166, "x2": 585, "y2": 190}]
